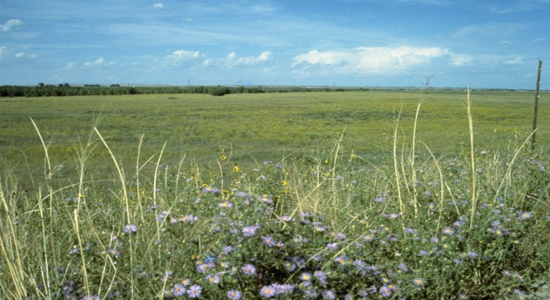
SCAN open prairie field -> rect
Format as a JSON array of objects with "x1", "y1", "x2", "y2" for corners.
[
  {"x1": 1, "y1": 89, "x2": 550, "y2": 299},
  {"x1": 1, "y1": 90, "x2": 548, "y2": 177}
]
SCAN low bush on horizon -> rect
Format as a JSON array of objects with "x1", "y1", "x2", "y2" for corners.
[{"x1": 2, "y1": 95, "x2": 550, "y2": 299}]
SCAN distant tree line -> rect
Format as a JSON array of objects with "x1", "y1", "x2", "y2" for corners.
[{"x1": 0, "y1": 83, "x2": 371, "y2": 97}]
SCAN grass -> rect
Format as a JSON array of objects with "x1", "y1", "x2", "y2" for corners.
[
  {"x1": 1, "y1": 90, "x2": 549, "y2": 186},
  {"x1": 1, "y1": 90, "x2": 550, "y2": 299}
]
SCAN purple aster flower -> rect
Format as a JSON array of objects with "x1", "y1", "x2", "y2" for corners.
[
  {"x1": 187, "y1": 285, "x2": 202, "y2": 298},
  {"x1": 367, "y1": 265, "x2": 380, "y2": 275},
  {"x1": 82, "y1": 296, "x2": 100, "y2": 300},
  {"x1": 227, "y1": 290, "x2": 242, "y2": 300},
  {"x1": 107, "y1": 249, "x2": 120, "y2": 258},
  {"x1": 196, "y1": 263, "x2": 214, "y2": 274},
  {"x1": 353, "y1": 259, "x2": 367, "y2": 271},
  {"x1": 398, "y1": 262, "x2": 409, "y2": 272},
  {"x1": 334, "y1": 256, "x2": 346, "y2": 265},
  {"x1": 242, "y1": 225, "x2": 258, "y2": 237},
  {"x1": 283, "y1": 261, "x2": 296, "y2": 272},
  {"x1": 322, "y1": 290, "x2": 336, "y2": 299},
  {"x1": 300, "y1": 272, "x2": 312, "y2": 281},
  {"x1": 326, "y1": 243, "x2": 338, "y2": 250},
  {"x1": 241, "y1": 264, "x2": 256, "y2": 275},
  {"x1": 171, "y1": 284, "x2": 186, "y2": 297},
  {"x1": 206, "y1": 274, "x2": 220, "y2": 284},
  {"x1": 314, "y1": 270, "x2": 327, "y2": 280},
  {"x1": 260, "y1": 285, "x2": 277, "y2": 298},
  {"x1": 519, "y1": 212, "x2": 532, "y2": 220},
  {"x1": 418, "y1": 250, "x2": 430, "y2": 256},
  {"x1": 379, "y1": 285, "x2": 392, "y2": 298},
  {"x1": 413, "y1": 278, "x2": 424, "y2": 287},
  {"x1": 202, "y1": 186, "x2": 220, "y2": 194},
  {"x1": 442, "y1": 227, "x2": 455, "y2": 236},
  {"x1": 124, "y1": 224, "x2": 137, "y2": 234},
  {"x1": 362, "y1": 234, "x2": 375, "y2": 242},
  {"x1": 404, "y1": 227, "x2": 417, "y2": 234},
  {"x1": 258, "y1": 195, "x2": 273, "y2": 204},
  {"x1": 262, "y1": 236, "x2": 276, "y2": 247},
  {"x1": 218, "y1": 201, "x2": 233, "y2": 209}
]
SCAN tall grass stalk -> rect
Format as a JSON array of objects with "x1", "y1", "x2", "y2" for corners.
[
  {"x1": 466, "y1": 88, "x2": 478, "y2": 230},
  {"x1": 93, "y1": 127, "x2": 135, "y2": 300}
]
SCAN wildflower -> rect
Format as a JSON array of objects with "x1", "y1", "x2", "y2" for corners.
[
  {"x1": 218, "y1": 201, "x2": 233, "y2": 209},
  {"x1": 69, "y1": 246, "x2": 79, "y2": 255},
  {"x1": 262, "y1": 236, "x2": 276, "y2": 247},
  {"x1": 442, "y1": 227, "x2": 455, "y2": 236},
  {"x1": 258, "y1": 195, "x2": 273, "y2": 204},
  {"x1": 367, "y1": 265, "x2": 380, "y2": 275},
  {"x1": 389, "y1": 213, "x2": 400, "y2": 220},
  {"x1": 353, "y1": 259, "x2": 367, "y2": 271},
  {"x1": 300, "y1": 272, "x2": 312, "y2": 281},
  {"x1": 196, "y1": 263, "x2": 214, "y2": 274},
  {"x1": 124, "y1": 224, "x2": 137, "y2": 234},
  {"x1": 187, "y1": 285, "x2": 202, "y2": 298},
  {"x1": 322, "y1": 290, "x2": 336, "y2": 299},
  {"x1": 171, "y1": 284, "x2": 186, "y2": 297},
  {"x1": 179, "y1": 214, "x2": 198, "y2": 223},
  {"x1": 280, "y1": 215, "x2": 292, "y2": 222},
  {"x1": 227, "y1": 290, "x2": 242, "y2": 300},
  {"x1": 202, "y1": 186, "x2": 220, "y2": 194},
  {"x1": 260, "y1": 285, "x2": 277, "y2": 298},
  {"x1": 374, "y1": 196, "x2": 385, "y2": 203},
  {"x1": 242, "y1": 264, "x2": 256, "y2": 275},
  {"x1": 206, "y1": 274, "x2": 220, "y2": 284},
  {"x1": 458, "y1": 294, "x2": 469, "y2": 299},
  {"x1": 82, "y1": 296, "x2": 100, "y2": 300},
  {"x1": 326, "y1": 243, "x2": 338, "y2": 250},
  {"x1": 277, "y1": 284, "x2": 295, "y2": 294},
  {"x1": 413, "y1": 278, "x2": 424, "y2": 287},
  {"x1": 107, "y1": 249, "x2": 120, "y2": 258},
  {"x1": 181, "y1": 279, "x2": 191, "y2": 286},
  {"x1": 404, "y1": 227, "x2": 417, "y2": 234},
  {"x1": 513, "y1": 289, "x2": 527, "y2": 300},
  {"x1": 242, "y1": 225, "x2": 259, "y2": 236},
  {"x1": 379, "y1": 285, "x2": 392, "y2": 298},
  {"x1": 314, "y1": 270, "x2": 328, "y2": 281},
  {"x1": 362, "y1": 234, "x2": 375, "y2": 242},
  {"x1": 519, "y1": 212, "x2": 532, "y2": 220},
  {"x1": 398, "y1": 263, "x2": 408, "y2": 273},
  {"x1": 418, "y1": 250, "x2": 430, "y2": 256},
  {"x1": 334, "y1": 256, "x2": 346, "y2": 265},
  {"x1": 283, "y1": 261, "x2": 296, "y2": 272}
]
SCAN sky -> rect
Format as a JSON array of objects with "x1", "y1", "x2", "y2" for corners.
[{"x1": 0, "y1": 0, "x2": 549, "y2": 89}]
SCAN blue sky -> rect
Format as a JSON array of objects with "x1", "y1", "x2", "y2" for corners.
[{"x1": 1, "y1": 0, "x2": 548, "y2": 89}]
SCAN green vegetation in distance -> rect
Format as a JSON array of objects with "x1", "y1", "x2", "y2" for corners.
[{"x1": 1, "y1": 90, "x2": 548, "y2": 183}]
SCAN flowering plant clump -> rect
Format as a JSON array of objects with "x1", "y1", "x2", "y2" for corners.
[{"x1": 2, "y1": 137, "x2": 549, "y2": 300}]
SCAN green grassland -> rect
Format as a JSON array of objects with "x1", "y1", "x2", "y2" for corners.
[
  {"x1": 1, "y1": 90, "x2": 548, "y2": 178},
  {"x1": 1, "y1": 89, "x2": 550, "y2": 299}
]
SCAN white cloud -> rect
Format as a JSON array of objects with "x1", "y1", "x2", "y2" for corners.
[
  {"x1": 1, "y1": 19, "x2": 24, "y2": 32},
  {"x1": 204, "y1": 51, "x2": 273, "y2": 68},
  {"x1": 0, "y1": 46, "x2": 5, "y2": 59},
  {"x1": 84, "y1": 57, "x2": 105, "y2": 66},
  {"x1": 450, "y1": 53, "x2": 474, "y2": 66},
  {"x1": 152, "y1": 3, "x2": 164, "y2": 9},
  {"x1": 292, "y1": 46, "x2": 460, "y2": 74},
  {"x1": 166, "y1": 50, "x2": 200, "y2": 61},
  {"x1": 504, "y1": 56, "x2": 525, "y2": 65},
  {"x1": 65, "y1": 62, "x2": 76, "y2": 69},
  {"x1": 15, "y1": 52, "x2": 24, "y2": 58}
]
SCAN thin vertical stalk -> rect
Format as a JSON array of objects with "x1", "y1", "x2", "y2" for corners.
[{"x1": 466, "y1": 89, "x2": 477, "y2": 230}]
